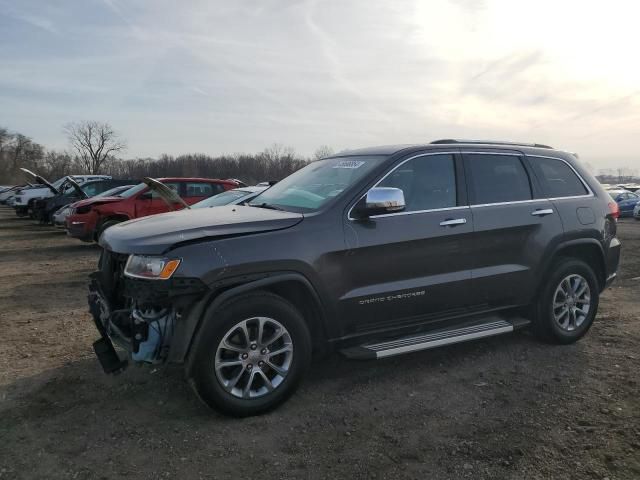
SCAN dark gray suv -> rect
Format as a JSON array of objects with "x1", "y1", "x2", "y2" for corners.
[{"x1": 89, "y1": 140, "x2": 621, "y2": 416}]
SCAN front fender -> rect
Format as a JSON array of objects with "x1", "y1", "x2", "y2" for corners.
[{"x1": 172, "y1": 271, "x2": 325, "y2": 373}]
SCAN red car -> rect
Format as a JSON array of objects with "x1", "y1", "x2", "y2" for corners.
[{"x1": 66, "y1": 177, "x2": 239, "y2": 242}]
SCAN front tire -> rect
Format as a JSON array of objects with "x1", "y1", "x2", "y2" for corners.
[
  {"x1": 532, "y1": 258, "x2": 599, "y2": 344},
  {"x1": 96, "y1": 219, "x2": 122, "y2": 241},
  {"x1": 190, "y1": 291, "x2": 311, "y2": 417}
]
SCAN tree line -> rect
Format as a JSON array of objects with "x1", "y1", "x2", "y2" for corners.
[{"x1": 0, "y1": 122, "x2": 334, "y2": 185}]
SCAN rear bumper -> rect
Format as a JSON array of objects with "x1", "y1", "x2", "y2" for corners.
[{"x1": 604, "y1": 237, "x2": 621, "y2": 290}]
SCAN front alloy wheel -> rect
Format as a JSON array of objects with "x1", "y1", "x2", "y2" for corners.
[
  {"x1": 215, "y1": 317, "x2": 293, "y2": 399},
  {"x1": 190, "y1": 291, "x2": 311, "y2": 416}
]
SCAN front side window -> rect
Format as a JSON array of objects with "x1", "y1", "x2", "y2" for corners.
[
  {"x1": 151, "y1": 182, "x2": 180, "y2": 198},
  {"x1": 529, "y1": 157, "x2": 588, "y2": 198},
  {"x1": 250, "y1": 156, "x2": 387, "y2": 212},
  {"x1": 378, "y1": 154, "x2": 457, "y2": 212},
  {"x1": 467, "y1": 154, "x2": 532, "y2": 204}
]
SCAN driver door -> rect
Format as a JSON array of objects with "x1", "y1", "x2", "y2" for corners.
[
  {"x1": 338, "y1": 152, "x2": 476, "y2": 334},
  {"x1": 136, "y1": 182, "x2": 182, "y2": 217}
]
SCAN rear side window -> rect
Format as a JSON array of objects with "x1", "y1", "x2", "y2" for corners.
[
  {"x1": 529, "y1": 157, "x2": 588, "y2": 198},
  {"x1": 184, "y1": 182, "x2": 224, "y2": 197},
  {"x1": 378, "y1": 154, "x2": 457, "y2": 212},
  {"x1": 467, "y1": 154, "x2": 532, "y2": 204}
]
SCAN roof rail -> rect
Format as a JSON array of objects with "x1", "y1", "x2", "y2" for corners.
[{"x1": 430, "y1": 139, "x2": 553, "y2": 149}]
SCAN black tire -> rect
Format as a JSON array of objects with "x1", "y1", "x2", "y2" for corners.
[
  {"x1": 96, "y1": 219, "x2": 122, "y2": 241},
  {"x1": 531, "y1": 258, "x2": 599, "y2": 344},
  {"x1": 190, "y1": 291, "x2": 311, "y2": 417}
]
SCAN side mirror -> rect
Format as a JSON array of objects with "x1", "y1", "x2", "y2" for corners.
[
  {"x1": 353, "y1": 187, "x2": 405, "y2": 218},
  {"x1": 140, "y1": 191, "x2": 152, "y2": 200}
]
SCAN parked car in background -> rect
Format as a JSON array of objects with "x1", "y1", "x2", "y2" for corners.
[
  {"x1": 52, "y1": 184, "x2": 136, "y2": 228},
  {"x1": 608, "y1": 189, "x2": 640, "y2": 217},
  {"x1": 33, "y1": 178, "x2": 138, "y2": 224},
  {"x1": 633, "y1": 202, "x2": 640, "y2": 220},
  {"x1": 89, "y1": 140, "x2": 620, "y2": 416},
  {"x1": 0, "y1": 184, "x2": 31, "y2": 204},
  {"x1": 13, "y1": 169, "x2": 111, "y2": 217},
  {"x1": 66, "y1": 177, "x2": 240, "y2": 241}
]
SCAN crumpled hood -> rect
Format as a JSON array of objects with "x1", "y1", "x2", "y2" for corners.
[{"x1": 100, "y1": 205, "x2": 304, "y2": 255}]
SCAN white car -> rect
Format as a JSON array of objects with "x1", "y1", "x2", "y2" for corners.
[{"x1": 13, "y1": 169, "x2": 111, "y2": 217}]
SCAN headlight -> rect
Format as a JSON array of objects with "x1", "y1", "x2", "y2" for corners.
[{"x1": 124, "y1": 255, "x2": 181, "y2": 280}]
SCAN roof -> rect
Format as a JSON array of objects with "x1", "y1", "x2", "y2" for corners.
[
  {"x1": 334, "y1": 140, "x2": 567, "y2": 158},
  {"x1": 155, "y1": 177, "x2": 239, "y2": 183}
]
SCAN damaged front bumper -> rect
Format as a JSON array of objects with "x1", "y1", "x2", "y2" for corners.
[{"x1": 88, "y1": 251, "x2": 208, "y2": 374}]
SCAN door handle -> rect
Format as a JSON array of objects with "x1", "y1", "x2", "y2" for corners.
[
  {"x1": 531, "y1": 208, "x2": 554, "y2": 216},
  {"x1": 440, "y1": 218, "x2": 467, "y2": 227}
]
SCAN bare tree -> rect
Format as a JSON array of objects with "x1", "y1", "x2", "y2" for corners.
[
  {"x1": 313, "y1": 145, "x2": 334, "y2": 161},
  {"x1": 64, "y1": 121, "x2": 126, "y2": 174}
]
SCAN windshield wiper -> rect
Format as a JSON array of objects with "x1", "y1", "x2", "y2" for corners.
[{"x1": 250, "y1": 202, "x2": 285, "y2": 211}]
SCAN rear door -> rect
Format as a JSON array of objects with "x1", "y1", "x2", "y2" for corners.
[
  {"x1": 339, "y1": 151, "x2": 476, "y2": 334},
  {"x1": 464, "y1": 151, "x2": 563, "y2": 308}
]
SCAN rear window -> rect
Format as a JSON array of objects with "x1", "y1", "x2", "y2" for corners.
[
  {"x1": 185, "y1": 182, "x2": 224, "y2": 197},
  {"x1": 467, "y1": 154, "x2": 532, "y2": 204},
  {"x1": 529, "y1": 157, "x2": 588, "y2": 198}
]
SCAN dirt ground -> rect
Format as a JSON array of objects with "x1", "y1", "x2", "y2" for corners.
[{"x1": 0, "y1": 207, "x2": 638, "y2": 480}]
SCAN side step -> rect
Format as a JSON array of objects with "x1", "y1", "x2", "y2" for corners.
[{"x1": 341, "y1": 317, "x2": 528, "y2": 360}]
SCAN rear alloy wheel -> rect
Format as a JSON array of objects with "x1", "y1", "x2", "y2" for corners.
[
  {"x1": 191, "y1": 291, "x2": 311, "y2": 416},
  {"x1": 532, "y1": 258, "x2": 599, "y2": 344},
  {"x1": 552, "y1": 274, "x2": 591, "y2": 332}
]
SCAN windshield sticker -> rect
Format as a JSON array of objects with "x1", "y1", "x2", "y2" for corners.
[{"x1": 333, "y1": 160, "x2": 365, "y2": 169}]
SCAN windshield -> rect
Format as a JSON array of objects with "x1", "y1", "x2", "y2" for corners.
[
  {"x1": 193, "y1": 189, "x2": 253, "y2": 208},
  {"x1": 249, "y1": 156, "x2": 386, "y2": 212},
  {"x1": 51, "y1": 177, "x2": 67, "y2": 188},
  {"x1": 96, "y1": 185, "x2": 134, "y2": 198},
  {"x1": 118, "y1": 182, "x2": 147, "y2": 198}
]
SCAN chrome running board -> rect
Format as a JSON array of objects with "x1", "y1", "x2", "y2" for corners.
[{"x1": 342, "y1": 317, "x2": 526, "y2": 360}]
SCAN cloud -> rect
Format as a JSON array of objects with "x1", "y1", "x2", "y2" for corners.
[{"x1": 0, "y1": 0, "x2": 638, "y2": 169}]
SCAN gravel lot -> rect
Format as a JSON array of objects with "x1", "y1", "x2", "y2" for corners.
[{"x1": 0, "y1": 207, "x2": 638, "y2": 480}]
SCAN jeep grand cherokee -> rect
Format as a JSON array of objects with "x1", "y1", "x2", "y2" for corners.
[{"x1": 88, "y1": 140, "x2": 621, "y2": 416}]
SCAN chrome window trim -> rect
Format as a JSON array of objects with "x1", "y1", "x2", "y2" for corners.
[
  {"x1": 346, "y1": 150, "x2": 595, "y2": 221},
  {"x1": 367, "y1": 205, "x2": 470, "y2": 219},
  {"x1": 347, "y1": 151, "x2": 459, "y2": 220},
  {"x1": 472, "y1": 199, "x2": 547, "y2": 208}
]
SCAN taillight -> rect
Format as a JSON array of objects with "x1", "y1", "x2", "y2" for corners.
[{"x1": 608, "y1": 202, "x2": 620, "y2": 219}]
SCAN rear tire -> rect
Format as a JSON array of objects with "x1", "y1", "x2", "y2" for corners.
[
  {"x1": 531, "y1": 258, "x2": 599, "y2": 344},
  {"x1": 190, "y1": 291, "x2": 311, "y2": 417}
]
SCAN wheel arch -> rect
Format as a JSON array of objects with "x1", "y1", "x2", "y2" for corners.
[
  {"x1": 539, "y1": 239, "x2": 606, "y2": 294},
  {"x1": 182, "y1": 272, "x2": 328, "y2": 376}
]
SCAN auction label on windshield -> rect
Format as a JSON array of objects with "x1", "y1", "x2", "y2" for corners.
[{"x1": 333, "y1": 160, "x2": 365, "y2": 169}]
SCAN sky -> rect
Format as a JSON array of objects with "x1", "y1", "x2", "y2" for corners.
[{"x1": 1, "y1": 0, "x2": 639, "y2": 171}]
